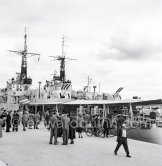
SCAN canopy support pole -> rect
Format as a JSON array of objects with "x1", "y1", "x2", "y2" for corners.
[
  {"x1": 129, "y1": 103, "x2": 133, "y2": 117},
  {"x1": 35, "y1": 105, "x2": 37, "y2": 114},
  {"x1": 56, "y1": 104, "x2": 58, "y2": 114},
  {"x1": 102, "y1": 104, "x2": 106, "y2": 125}
]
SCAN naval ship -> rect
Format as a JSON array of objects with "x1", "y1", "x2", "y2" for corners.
[
  {"x1": 0, "y1": 33, "x2": 76, "y2": 110},
  {"x1": 0, "y1": 31, "x2": 161, "y2": 145},
  {"x1": 0, "y1": 30, "x2": 40, "y2": 111}
]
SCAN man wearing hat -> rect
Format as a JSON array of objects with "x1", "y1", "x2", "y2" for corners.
[
  {"x1": 49, "y1": 111, "x2": 58, "y2": 145},
  {"x1": 114, "y1": 122, "x2": 131, "y2": 158}
]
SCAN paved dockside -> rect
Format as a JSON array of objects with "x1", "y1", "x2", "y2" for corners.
[{"x1": 0, "y1": 124, "x2": 162, "y2": 166}]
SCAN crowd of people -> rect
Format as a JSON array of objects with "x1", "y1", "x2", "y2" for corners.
[
  {"x1": 0, "y1": 108, "x2": 86, "y2": 145},
  {"x1": 0, "y1": 107, "x2": 117, "y2": 141},
  {"x1": 45, "y1": 111, "x2": 81, "y2": 145},
  {"x1": 0, "y1": 108, "x2": 41, "y2": 134},
  {"x1": 44, "y1": 110, "x2": 116, "y2": 145},
  {"x1": 0, "y1": 107, "x2": 131, "y2": 157}
]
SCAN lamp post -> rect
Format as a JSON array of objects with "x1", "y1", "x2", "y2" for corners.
[
  {"x1": 38, "y1": 81, "x2": 42, "y2": 99},
  {"x1": 93, "y1": 85, "x2": 97, "y2": 100},
  {"x1": 93, "y1": 86, "x2": 97, "y2": 93}
]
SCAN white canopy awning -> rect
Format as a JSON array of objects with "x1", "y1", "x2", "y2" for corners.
[
  {"x1": 29, "y1": 98, "x2": 73, "y2": 106},
  {"x1": 63, "y1": 99, "x2": 141, "y2": 105},
  {"x1": 19, "y1": 99, "x2": 30, "y2": 105},
  {"x1": 63, "y1": 99, "x2": 162, "y2": 105},
  {"x1": 27, "y1": 98, "x2": 162, "y2": 106}
]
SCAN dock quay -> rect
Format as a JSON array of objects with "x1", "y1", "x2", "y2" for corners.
[{"x1": 0, "y1": 124, "x2": 162, "y2": 166}]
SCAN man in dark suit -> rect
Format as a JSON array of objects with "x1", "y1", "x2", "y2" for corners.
[
  {"x1": 103, "y1": 116, "x2": 110, "y2": 137},
  {"x1": 114, "y1": 123, "x2": 131, "y2": 158},
  {"x1": 6, "y1": 111, "x2": 11, "y2": 132},
  {"x1": 49, "y1": 112, "x2": 58, "y2": 145},
  {"x1": 62, "y1": 114, "x2": 70, "y2": 145}
]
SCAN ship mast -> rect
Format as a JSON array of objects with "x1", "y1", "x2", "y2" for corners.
[
  {"x1": 50, "y1": 36, "x2": 76, "y2": 83},
  {"x1": 60, "y1": 36, "x2": 66, "y2": 82},
  {"x1": 9, "y1": 28, "x2": 40, "y2": 84},
  {"x1": 21, "y1": 28, "x2": 27, "y2": 82},
  {"x1": 84, "y1": 76, "x2": 92, "y2": 92}
]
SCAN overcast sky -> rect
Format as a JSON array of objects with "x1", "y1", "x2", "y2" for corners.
[{"x1": 0, "y1": 0, "x2": 162, "y2": 99}]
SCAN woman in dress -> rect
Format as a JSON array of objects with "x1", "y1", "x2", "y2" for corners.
[
  {"x1": 69, "y1": 116, "x2": 76, "y2": 144},
  {"x1": 77, "y1": 114, "x2": 84, "y2": 138}
]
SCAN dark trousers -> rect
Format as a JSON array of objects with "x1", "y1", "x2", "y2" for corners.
[
  {"x1": 49, "y1": 128, "x2": 57, "y2": 144},
  {"x1": 6, "y1": 123, "x2": 11, "y2": 132},
  {"x1": 22, "y1": 122, "x2": 27, "y2": 131},
  {"x1": 114, "y1": 137, "x2": 130, "y2": 155},
  {"x1": 104, "y1": 128, "x2": 109, "y2": 137},
  {"x1": 34, "y1": 122, "x2": 38, "y2": 129},
  {"x1": 62, "y1": 129, "x2": 69, "y2": 145},
  {"x1": 6, "y1": 125, "x2": 11, "y2": 132},
  {"x1": 13, "y1": 126, "x2": 18, "y2": 132}
]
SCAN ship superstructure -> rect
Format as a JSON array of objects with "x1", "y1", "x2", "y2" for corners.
[
  {"x1": 0, "y1": 30, "x2": 40, "y2": 110},
  {"x1": 71, "y1": 75, "x2": 123, "y2": 100},
  {"x1": 36, "y1": 37, "x2": 75, "y2": 101}
]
